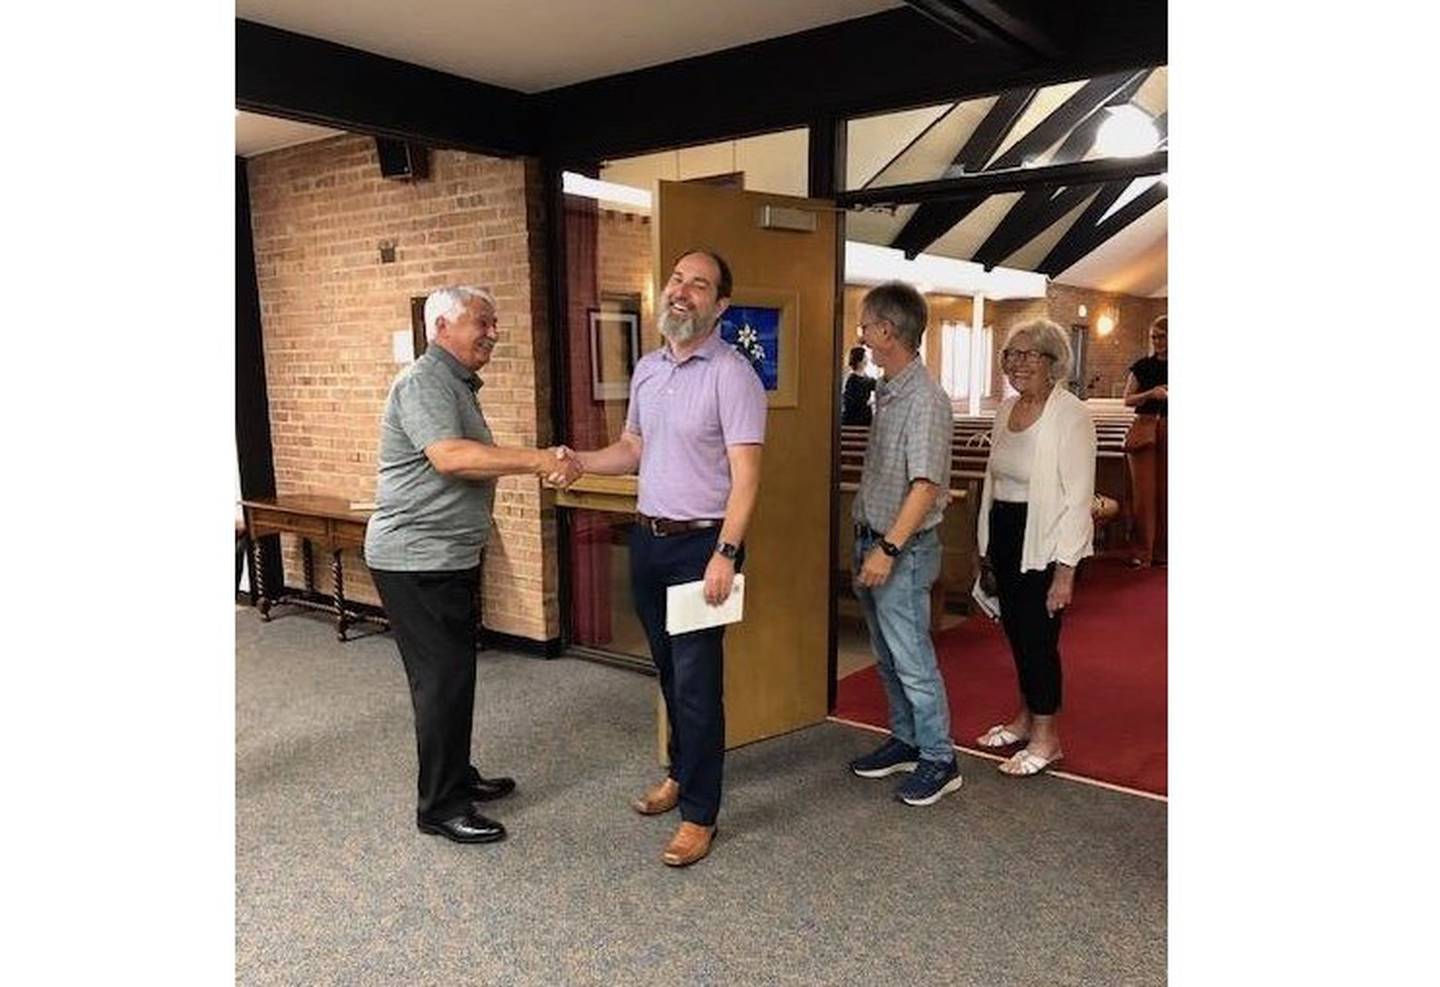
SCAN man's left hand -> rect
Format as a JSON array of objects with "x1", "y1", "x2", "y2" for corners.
[
  {"x1": 703, "y1": 552, "x2": 736, "y2": 606},
  {"x1": 856, "y1": 546, "x2": 894, "y2": 588}
]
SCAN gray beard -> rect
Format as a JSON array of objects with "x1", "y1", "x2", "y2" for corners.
[{"x1": 658, "y1": 308, "x2": 701, "y2": 344}]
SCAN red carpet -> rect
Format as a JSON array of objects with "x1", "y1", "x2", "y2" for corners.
[{"x1": 834, "y1": 556, "x2": 1167, "y2": 796}]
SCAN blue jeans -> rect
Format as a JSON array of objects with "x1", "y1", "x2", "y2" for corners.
[{"x1": 853, "y1": 526, "x2": 953, "y2": 762}]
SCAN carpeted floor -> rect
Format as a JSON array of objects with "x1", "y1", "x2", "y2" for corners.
[
  {"x1": 835, "y1": 556, "x2": 1168, "y2": 795},
  {"x1": 237, "y1": 606, "x2": 1166, "y2": 986}
]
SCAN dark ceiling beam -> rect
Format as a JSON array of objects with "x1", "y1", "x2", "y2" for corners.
[
  {"x1": 888, "y1": 70, "x2": 1144, "y2": 258},
  {"x1": 882, "y1": 86, "x2": 1035, "y2": 257},
  {"x1": 903, "y1": 0, "x2": 1066, "y2": 60},
  {"x1": 236, "y1": 19, "x2": 533, "y2": 157},
  {"x1": 972, "y1": 182, "x2": 1100, "y2": 270},
  {"x1": 968, "y1": 68, "x2": 1151, "y2": 267},
  {"x1": 533, "y1": 5, "x2": 1165, "y2": 164},
  {"x1": 1034, "y1": 109, "x2": 1166, "y2": 277},
  {"x1": 840, "y1": 151, "x2": 1165, "y2": 208},
  {"x1": 1039, "y1": 179, "x2": 1167, "y2": 277}
]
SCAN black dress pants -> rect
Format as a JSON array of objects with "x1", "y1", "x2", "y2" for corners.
[
  {"x1": 372, "y1": 566, "x2": 481, "y2": 821},
  {"x1": 988, "y1": 501, "x2": 1064, "y2": 716},
  {"x1": 629, "y1": 525, "x2": 736, "y2": 827}
]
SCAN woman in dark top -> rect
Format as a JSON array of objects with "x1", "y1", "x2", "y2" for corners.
[
  {"x1": 1122, "y1": 315, "x2": 1167, "y2": 566},
  {"x1": 841, "y1": 346, "x2": 877, "y2": 427}
]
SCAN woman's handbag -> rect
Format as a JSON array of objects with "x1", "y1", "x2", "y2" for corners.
[{"x1": 1123, "y1": 414, "x2": 1159, "y2": 452}]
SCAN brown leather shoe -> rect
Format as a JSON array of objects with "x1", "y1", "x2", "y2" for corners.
[
  {"x1": 661, "y1": 821, "x2": 716, "y2": 867},
  {"x1": 630, "y1": 777, "x2": 679, "y2": 816}
]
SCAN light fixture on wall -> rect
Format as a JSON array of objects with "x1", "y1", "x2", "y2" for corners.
[
  {"x1": 1096, "y1": 311, "x2": 1116, "y2": 337},
  {"x1": 1078, "y1": 304, "x2": 1088, "y2": 318}
]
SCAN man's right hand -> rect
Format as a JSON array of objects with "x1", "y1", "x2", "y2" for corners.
[{"x1": 541, "y1": 446, "x2": 583, "y2": 488}]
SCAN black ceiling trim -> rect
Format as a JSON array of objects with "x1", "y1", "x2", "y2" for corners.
[
  {"x1": 904, "y1": 1, "x2": 1066, "y2": 60},
  {"x1": 237, "y1": 19, "x2": 533, "y2": 157},
  {"x1": 532, "y1": 6, "x2": 1164, "y2": 163},
  {"x1": 1039, "y1": 179, "x2": 1167, "y2": 277},
  {"x1": 888, "y1": 70, "x2": 1142, "y2": 258}
]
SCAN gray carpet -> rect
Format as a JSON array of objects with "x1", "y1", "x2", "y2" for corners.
[{"x1": 237, "y1": 607, "x2": 1166, "y2": 986}]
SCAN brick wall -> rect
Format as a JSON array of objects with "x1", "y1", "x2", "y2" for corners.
[
  {"x1": 246, "y1": 135, "x2": 559, "y2": 641},
  {"x1": 989, "y1": 283, "x2": 1167, "y2": 399}
]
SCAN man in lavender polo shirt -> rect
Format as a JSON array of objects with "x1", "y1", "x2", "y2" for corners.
[{"x1": 561, "y1": 249, "x2": 766, "y2": 868}]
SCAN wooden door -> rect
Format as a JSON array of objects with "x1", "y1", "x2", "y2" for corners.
[{"x1": 654, "y1": 180, "x2": 838, "y2": 749}]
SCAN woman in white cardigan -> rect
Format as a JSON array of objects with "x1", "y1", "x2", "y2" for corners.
[{"x1": 974, "y1": 318, "x2": 1097, "y2": 776}]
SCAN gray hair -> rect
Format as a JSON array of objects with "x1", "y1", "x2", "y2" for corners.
[
  {"x1": 861, "y1": 280, "x2": 928, "y2": 352},
  {"x1": 1003, "y1": 318, "x2": 1072, "y2": 384},
  {"x1": 424, "y1": 285, "x2": 496, "y2": 341}
]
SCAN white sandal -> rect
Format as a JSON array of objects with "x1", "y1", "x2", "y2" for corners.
[
  {"x1": 998, "y1": 748, "x2": 1063, "y2": 776},
  {"x1": 976, "y1": 724, "x2": 1027, "y2": 749}
]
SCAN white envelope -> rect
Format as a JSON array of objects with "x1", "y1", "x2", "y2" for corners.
[{"x1": 666, "y1": 574, "x2": 746, "y2": 635}]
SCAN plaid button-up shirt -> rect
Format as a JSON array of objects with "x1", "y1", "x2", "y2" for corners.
[{"x1": 853, "y1": 357, "x2": 952, "y2": 535}]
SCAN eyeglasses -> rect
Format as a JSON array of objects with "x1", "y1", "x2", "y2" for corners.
[
  {"x1": 1001, "y1": 348, "x2": 1051, "y2": 366},
  {"x1": 857, "y1": 319, "x2": 887, "y2": 334}
]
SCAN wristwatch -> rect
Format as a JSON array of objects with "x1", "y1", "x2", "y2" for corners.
[
  {"x1": 715, "y1": 541, "x2": 740, "y2": 560},
  {"x1": 878, "y1": 538, "x2": 901, "y2": 557}
]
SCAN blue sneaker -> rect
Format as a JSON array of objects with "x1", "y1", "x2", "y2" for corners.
[
  {"x1": 895, "y1": 758, "x2": 963, "y2": 806},
  {"x1": 849, "y1": 737, "x2": 920, "y2": 778}
]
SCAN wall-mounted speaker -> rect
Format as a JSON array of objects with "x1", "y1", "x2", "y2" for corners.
[{"x1": 376, "y1": 138, "x2": 430, "y2": 180}]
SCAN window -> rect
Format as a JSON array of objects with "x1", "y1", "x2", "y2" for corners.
[{"x1": 940, "y1": 320, "x2": 993, "y2": 402}]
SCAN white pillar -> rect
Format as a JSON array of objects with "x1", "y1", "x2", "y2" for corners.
[{"x1": 968, "y1": 293, "x2": 986, "y2": 416}]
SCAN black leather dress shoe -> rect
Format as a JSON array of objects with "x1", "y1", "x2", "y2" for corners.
[
  {"x1": 468, "y1": 773, "x2": 516, "y2": 802},
  {"x1": 417, "y1": 808, "x2": 507, "y2": 844}
]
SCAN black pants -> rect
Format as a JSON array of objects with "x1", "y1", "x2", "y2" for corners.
[
  {"x1": 629, "y1": 525, "x2": 736, "y2": 827},
  {"x1": 372, "y1": 566, "x2": 482, "y2": 821},
  {"x1": 988, "y1": 501, "x2": 1063, "y2": 715}
]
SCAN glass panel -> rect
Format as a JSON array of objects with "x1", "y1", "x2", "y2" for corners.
[
  {"x1": 844, "y1": 67, "x2": 1167, "y2": 194},
  {"x1": 566, "y1": 510, "x2": 649, "y2": 657}
]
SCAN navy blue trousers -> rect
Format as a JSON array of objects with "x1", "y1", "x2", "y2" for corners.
[{"x1": 629, "y1": 525, "x2": 738, "y2": 827}]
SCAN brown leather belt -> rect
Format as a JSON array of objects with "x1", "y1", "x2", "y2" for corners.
[{"x1": 636, "y1": 513, "x2": 723, "y2": 537}]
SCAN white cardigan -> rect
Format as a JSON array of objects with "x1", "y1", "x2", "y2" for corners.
[{"x1": 977, "y1": 386, "x2": 1097, "y2": 572}]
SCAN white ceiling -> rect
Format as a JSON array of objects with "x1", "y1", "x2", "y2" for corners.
[
  {"x1": 237, "y1": 0, "x2": 901, "y2": 93},
  {"x1": 236, "y1": 111, "x2": 343, "y2": 157}
]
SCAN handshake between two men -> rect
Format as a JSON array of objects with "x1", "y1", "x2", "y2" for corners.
[{"x1": 535, "y1": 445, "x2": 584, "y2": 489}]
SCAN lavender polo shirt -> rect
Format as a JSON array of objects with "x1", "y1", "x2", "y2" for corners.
[{"x1": 625, "y1": 329, "x2": 767, "y2": 520}]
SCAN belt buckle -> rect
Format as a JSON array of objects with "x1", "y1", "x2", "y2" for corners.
[{"x1": 648, "y1": 515, "x2": 665, "y2": 537}]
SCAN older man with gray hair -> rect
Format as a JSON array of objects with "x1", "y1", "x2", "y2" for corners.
[
  {"x1": 365, "y1": 285, "x2": 577, "y2": 845},
  {"x1": 847, "y1": 280, "x2": 962, "y2": 806}
]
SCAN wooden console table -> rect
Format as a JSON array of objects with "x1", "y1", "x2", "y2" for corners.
[{"x1": 241, "y1": 495, "x2": 386, "y2": 641}]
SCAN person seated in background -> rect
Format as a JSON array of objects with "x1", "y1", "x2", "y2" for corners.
[
  {"x1": 841, "y1": 345, "x2": 877, "y2": 427},
  {"x1": 974, "y1": 318, "x2": 1097, "y2": 777}
]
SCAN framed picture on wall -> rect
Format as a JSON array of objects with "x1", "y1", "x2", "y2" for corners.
[
  {"x1": 718, "y1": 287, "x2": 799, "y2": 407},
  {"x1": 589, "y1": 308, "x2": 641, "y2": 401}
]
